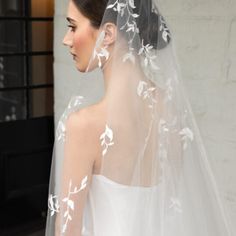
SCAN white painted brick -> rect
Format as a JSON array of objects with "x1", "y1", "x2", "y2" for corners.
[
  {"x1": 227, "y1": 19, "x2": 236, "y2": 82},
  {"x1": 54, "y1": 0, "x2": 67, "y2": 16},
  {"x1": 167, "y1": 17, "x2": 228, "y2": 82},
  {"x1": 158, "y1": 0, "x2": 234, "y2": 17}
]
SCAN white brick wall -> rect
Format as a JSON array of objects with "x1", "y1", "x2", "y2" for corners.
[
  {"x1": 54, "y1": 0, "x2": 236, "y2": 231},
  {"x1": 159, "y1": 1, "x2": 236, "y2": 230}
]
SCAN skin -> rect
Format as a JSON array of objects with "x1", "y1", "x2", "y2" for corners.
[
  {"x1": 56, "y1": 3, "x2": 107, "y2": 235},
  {"x1": 63, "y1": 0, "x2": 121, "y2": 91},
  {"x1": 62, "y1": 0, "x2": 111, "y2": 175},
  {"x1": 63, "y1": 0, "x2": 100, "y2": 72}
]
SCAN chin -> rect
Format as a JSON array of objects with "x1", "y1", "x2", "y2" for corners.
[
  {"x1": 75, "y1": 62, "x2": 87, "y2": 73},
  {"x1": 76, "y1": 67, "x2": 87, "y2": 73},
  {"x1": 75, "y1": 59, "x2": 98, "y2": 73},
  {"x1": 78, "y1": 65, "x2": 98, "y2": 73}
]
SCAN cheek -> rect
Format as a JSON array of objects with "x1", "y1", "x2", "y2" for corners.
[
  {"x1": 73, "y1": 29, "x2": 95, "y2": 56},
  {"x1": 73, "y1": 33, "x2": 85, "y2": 51},
  {"x1": 72, "y1": 26, "x2": 98, "y2": 72}
]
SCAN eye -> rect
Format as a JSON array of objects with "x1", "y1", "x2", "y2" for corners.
[{"x1": 67, "y1": 24, "x2": 76, "y2": 32}]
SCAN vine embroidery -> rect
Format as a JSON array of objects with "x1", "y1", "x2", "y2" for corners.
[
  {"x1": 48, "y1": 176, "x2": 88, "y2": 234},
  {"x1": 107, "y1": 0, "x2": 139, "y2": 64},
  {"x1": 100, "y1": 125, "x2": 115, "y2": 156},
  {"x1": 137, "y1": 80, "x2": 157, "y2": 108},
  {"x1": 62, "y1": 176, "x2": 88, "y2": 233},
  {"x1": 169, "y1": 197, "x2": 183, "y2": 213},
  {"x1": 56, "y1": 96, "x2": 84, "y2": 142},
  {"x1": 179, "y1": 127, "x2": 194, "y2": 150}
]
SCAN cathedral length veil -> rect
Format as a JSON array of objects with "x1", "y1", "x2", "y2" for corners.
[{"x1": 46, "y1": 0, "x2": 233, "y2": 235}]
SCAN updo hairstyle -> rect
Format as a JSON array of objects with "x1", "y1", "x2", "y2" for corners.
[{"x1": 72, "y1": 0, "x2": 171, "y2": 49}]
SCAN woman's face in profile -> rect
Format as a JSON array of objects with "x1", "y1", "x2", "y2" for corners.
[{"x1": 63, "y1": 1, "x2": 99, "y2": 72}]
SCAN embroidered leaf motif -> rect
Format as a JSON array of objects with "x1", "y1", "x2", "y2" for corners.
[
  {"x1": 91, "y1": 30, "x2": 110, "y2": 68},
  {"x1": 158, "y1": 119, "x2": 169, "y2": 133},
  {"x1": 123, "y1": 48, "x2": 136, "y2": 64},
  {"x1": 56, "y1": 121, "x2": 66, "y2": 142},
  {"x1": 169, "y1": 197, "x2": 183, "y2": 213},
  {"x1": 128, "y1": 0, "x2": 135, "y2": 8},
  {"x1": 56, "y1": 96, "x2": 84, "y2": 142},
  {"x1": 81, "y1": 175, "x2": 88, "y2": 190},
  {"x1": 179, "y1": 127, "x2": 194, "y2": 150},
  {"x1": 165, "y1": 78, "x2": 173, "y2": 101},
  {"x1": 123, "y1": 51, "x2": 135, "y2": 64},
  {"x1": 107, "y1": 0, "x2": 139, "y2": 64},
  {"x1": 67, "y1": 200, "x2": 74, "y2": 210},
  {"x1": 61, "y1": 176, "x2": 88, "y2": 233},
  {"x1": 48, "y1": 176, "x2": 88, "y2": 234},
  {"x1": 137, "y1": 81, "x2": 147, "y2": 96},
  {"x1": 138, "y1": 40, "x2": 159, "y2": 71},
  {"x1": 137, "y1": 80, "x2": 157, "y2": 108},
  {"x1": 93, "y1": 46, "x2": 110, "y2": 68},
  {"x1": 107, "y1": 2, "x2": 116, "y2": 9},
  {"x1": 159, "y1": 15, "x2": 171, "y2": 42},
  {"x1": 68, "y1": 96, "x2": 84, "y2": 109},
  {"x1": 100, "y1": 125, "x2": 114, "y2": 156},
  {"x1": 48, "y1": 194, "x2": 60, "y2": 216}
]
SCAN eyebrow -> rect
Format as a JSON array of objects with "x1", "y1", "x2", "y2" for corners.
[{"x1": 66, "y1": 17, "x2": 76, "y2": 23}]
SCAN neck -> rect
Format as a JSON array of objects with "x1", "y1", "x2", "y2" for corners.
[{"x1": 101, "y1": 53, "x2": 145, "y2": 100}]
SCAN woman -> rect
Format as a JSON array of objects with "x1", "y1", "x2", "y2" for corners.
[{"x1": 46, "y1": 0, "x2": 232, "y2": 235}]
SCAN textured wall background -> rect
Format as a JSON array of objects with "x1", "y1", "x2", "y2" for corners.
[
  {"x1": 54, "y1": 0, "x2": 236, "y2": 231},
  {"x1": 158, "y1": 1, "x2": 236, "y2": 231}
]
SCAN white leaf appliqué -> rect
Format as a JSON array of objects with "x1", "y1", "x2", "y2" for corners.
[
  {"x1": 56, "y1": 121, "x2": 66, "y2": 142},
  {"x1": 68, "y1": 96, "x2": 84, "y2": 109},
  {"x1": 159, "y1": 15, "x2": 171, "y2": 42},
  {"x1": 61, "y1": 176, "x2": 88, "y2": 233},
  {"x1": 91, "y1": 30, "x2": 110, "y2": 68},
  {"x1": 138, "y1": 40, "x2": 159, "y2": 71},
  {"x1": 179, "y1": 127, "x2": 194, "y2": 150},
  {"x1": 165, "y1": 78, "x2": 173, "y2": 101},
  {"x1": 123, "y1": 51, "x2": 136, "y2": 64},
  {"x1": 93, "y1": 46, "x2": 110, "y2": 68},
  {"x1": 107, "y1": 0, "x2": 139, "y2": 64},
  {"x1": 137, "y1": 80, "x2": 157, "y2": 108},
  {"x1": 100, "y1": 125, "x2": 114, "y2": 156},
  {"x1": 56, "y1": 96, "x2": 84, "y2": 142},
  {"x1": 48, "y1": 176, "x2": 89, "y2": 233},
  {"x1": 128, "y1": 0, "x2": 135, "y2": 9},
  {"x1": 137, "y1": 81, "x2": 147, "y2": 96},
  {"x1": 158, "y1": 119, "x2": 169, "y2": 133},
  {"x1": 169, "y1": 197, "x2": 183, "y2": 213},
  {"x1": 48, "y1": 194, "x2": 60, "y2": 216}
]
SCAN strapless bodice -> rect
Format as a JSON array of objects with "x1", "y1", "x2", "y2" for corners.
[{"x1": 82, "y1": 174, "x2": 162, "y2": 236}]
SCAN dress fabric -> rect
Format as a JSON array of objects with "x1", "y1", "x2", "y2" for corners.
[{"x1": 82, "y1": 175, "x2": 177, "y2": 236}]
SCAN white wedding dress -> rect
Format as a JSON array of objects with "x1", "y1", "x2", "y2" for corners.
[{"x1": 81, "y1": 175, "x2": 179, "y2": 236}]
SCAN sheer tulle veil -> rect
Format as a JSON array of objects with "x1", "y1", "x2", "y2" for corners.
[{"x1": 45, "y1": 0, "x2": 233, "y2": 235}]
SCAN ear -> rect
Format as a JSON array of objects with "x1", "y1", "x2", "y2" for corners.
[{"x1": 102, "y1": 22, "x2": 117, "y2": 46}]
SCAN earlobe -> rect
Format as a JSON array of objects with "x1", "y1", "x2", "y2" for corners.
[{"x1": 103, "y1": 23, "x2": 117, "y2": 46}]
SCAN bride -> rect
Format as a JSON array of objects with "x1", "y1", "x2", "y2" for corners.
[{"x1": 45, "y1": 0, "x2": 233, "y2": 235}]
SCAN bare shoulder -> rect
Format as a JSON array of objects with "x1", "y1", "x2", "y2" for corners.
[
  {"x1": 66, "y1": 102, "x2": 105, "y2": 131},
  {"x1": 65, "y1": 102, "x2": 106, "y2": 153}
]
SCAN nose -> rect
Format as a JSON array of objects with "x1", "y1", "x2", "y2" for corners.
[{"x1": 63, "y1": 30, "x2": 72, "y2": 47}]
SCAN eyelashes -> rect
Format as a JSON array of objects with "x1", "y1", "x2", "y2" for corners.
[{"x1": 67, "y1": 24, "x2": 76, "y2": 32}]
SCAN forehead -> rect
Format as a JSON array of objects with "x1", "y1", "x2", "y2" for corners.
[{"x1": 67, "y1": 1, "x2": 86, "y2": 22}]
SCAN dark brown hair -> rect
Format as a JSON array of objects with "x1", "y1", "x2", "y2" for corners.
[
  {"x1": 72, "y1": 0, "x2": 109, "y2": 28},
  {"x1": 72, "y1": 0, "x2": 170, "y2": 49}
]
